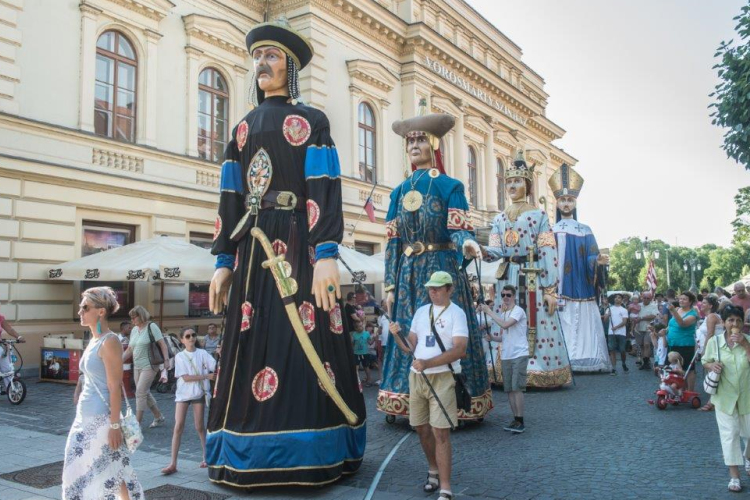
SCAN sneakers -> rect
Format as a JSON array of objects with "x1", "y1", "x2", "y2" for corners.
[
  {"x1": 503, "y1": 420, "x2": 525, "y2": 433},
  {"x1": 149, "y1": 416, "x2": 166, "y2": 428},
  {"x1": 610, "y1": 369, "x2": 617, "y2": 376},
  {"x1": 622, "y1": 364, "x2": 629, "y2": 372},
  {"x1": 503, "y1": 421, "x2": 519, "y2": 432},
  {"x1": 510, "y1": 422, "x2": 525, "y2": 434}
]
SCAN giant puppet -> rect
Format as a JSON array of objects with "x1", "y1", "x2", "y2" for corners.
[
  {"x1": 549, "y1": 164, "x2": 611, "y2": 372},
  {"x1": 377, "y1": 106, "x2": 493, "y2": 422},
  {"x1": 482, "y1": 152, "x2": 573, "y2": 388},
  {"x1": 206, "y1": 19, "x2": 366, "y2": 488}
]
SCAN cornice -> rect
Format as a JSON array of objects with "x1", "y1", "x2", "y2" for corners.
[{"x1": 83, "y1": 0, "x2": 174, "y2": 22}]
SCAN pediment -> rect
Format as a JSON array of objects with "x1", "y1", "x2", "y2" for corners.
[
  {"x1": 183, "y1": 14, "x2": 246, "y2": 58},
  {"x1": 347, "y1": 59, "x2": 399, "y2": 93}
]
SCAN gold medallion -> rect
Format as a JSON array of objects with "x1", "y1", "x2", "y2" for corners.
[
  {"x1": 504, "y1": 228, "x2": 520, "y2": 247},
  {"x1": 402, "y1": 190, "x2": 423, "y2": 212},
  {"x1": 429, "y1": 168, "x2": 440, "y2": 178}
]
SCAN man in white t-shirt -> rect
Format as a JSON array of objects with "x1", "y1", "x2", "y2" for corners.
[
  {"x1": 376, "y1": 305, "x2": 390, "y2": 361},
  {"x1": 480, "y1": 284, "x2": 528, "y2": 433},
  {"x1": 605, "y1": 293, "x2": 629, "y2": 375},
  {"x1": 635, "y1": 292, "x2": 659, "y2": 370},
  {"x1": 389, "y1": 271, "x2": 468, "y2": 500}
]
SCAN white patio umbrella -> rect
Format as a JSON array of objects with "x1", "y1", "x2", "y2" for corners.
[
  {"x1": 48, "y1": 236, "x2": 213, "y2": 327},
  {"x1": 337, "y1": 245, "x2": 384, "y2": 284}
]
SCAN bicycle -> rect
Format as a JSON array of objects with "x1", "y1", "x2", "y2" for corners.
[{"x1": 0, "y1": 339, "x2": 27, "y2": 405}]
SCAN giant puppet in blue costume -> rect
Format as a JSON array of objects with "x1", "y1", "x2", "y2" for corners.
[
  {"x1": 549, "y1": 164, "x2": 611, "y2": 372},
  {"x1": 206, "y1": 19, "x2": 366, "y2": 488},
  {"x1": 483, "y1": 152, "x2": 573, "y2": 388},
  {"x1": 377, "y1": 106, "x2": 493, "y2": 421}
]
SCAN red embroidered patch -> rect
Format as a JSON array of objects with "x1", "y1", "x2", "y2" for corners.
[
  {"x1": 307, "y1": 200, "x2": 320, "y2": 231},
  {"x1": 318, "y1": 361, "x2": 337, "y2": 394},
  {"x1": 299, "y1": 301, "x2": 316, "y2": 333},
  {"x1": 447, "y1": 208, "x2": 474, "y2": 231},
  {"x1": 213, "y1": 215, "x2": 222, "y2": 241},
  {"x1": 272, "y1": 239, "x2": 287, "y2": 256},
  {"x1": 385, "y1": 219, "x2": 399, "y2": 240},
  {"x1": 236, "y1": 121, "x2": 249, "y2": 151},
  {"x1": 240, "y1": 301, "x2": 254, "y2": 331},
  {"x1": 329, "y1": 304, "x2": 343, "y2": 334},
  {"x1": 282, "y1": 115, "x2": 311, "y2": 146},
  {"x1": 252, "y1": 367, "x2": 278, "y2": 402}
]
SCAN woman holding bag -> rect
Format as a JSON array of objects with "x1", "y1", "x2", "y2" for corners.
[
  {"x1": 122, "y1": 305, "x2": 169, "y2": 427},
  {"x1": 63, "y1": 286, "x2": 143, "y2": 499},
  {"x1": 702, "y1": 305, "x2": 750, "y2": 492}
]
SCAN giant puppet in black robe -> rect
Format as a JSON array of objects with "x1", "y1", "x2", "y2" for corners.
[{"x1": 206, "y1": 21, "x2": 366, "y2": 488}]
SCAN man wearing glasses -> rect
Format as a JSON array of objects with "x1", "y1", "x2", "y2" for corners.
[{"x1": 479, "y1": 284, "x2": 528, "y2": 433}]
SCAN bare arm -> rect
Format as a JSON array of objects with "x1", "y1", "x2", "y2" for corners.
[
  {"x1": 73, "y1": 376, "x2": 83, "y2": 405},
  {"x1": 121, "y1": 344, "x2": 133, "y2": 362},
  {"x1": 672, "y1": 309, "x2": 697, "y2": 327},
  {"x1": 0, "y1": 318, "x2": 20, "y2": 339},
  {"x1": 100, "y1": 336, "x2": 123, "y2": 424}
]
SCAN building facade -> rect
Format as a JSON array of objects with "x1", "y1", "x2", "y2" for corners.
[{"x1": 0, "y1": 0, "x2": 576, "y2": 370}]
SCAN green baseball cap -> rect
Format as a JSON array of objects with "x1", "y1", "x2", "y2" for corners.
[{"x1": 424, "y1": 271, "x2": 453, "y2": 288}]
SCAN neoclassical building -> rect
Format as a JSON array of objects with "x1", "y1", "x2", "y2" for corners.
[{"x1": 0, "y1": 0, "x2": 575, "y2": 371}]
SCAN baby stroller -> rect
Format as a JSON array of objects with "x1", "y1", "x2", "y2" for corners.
[{"x1": 647, "y1": 350, "x2": 701, "y2": 410}]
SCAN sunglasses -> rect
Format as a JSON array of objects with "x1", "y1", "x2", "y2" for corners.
[
  {"x1": 182, "y1": 334, "x2": 195, "y2": 339},
  {"x1": 79, "y1": 304, "x2": 100, "y2": 312},
  {"x1": 501, "y1": 293, "x2": 513, "y2": 298}
]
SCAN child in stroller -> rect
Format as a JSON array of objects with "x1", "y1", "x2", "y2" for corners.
[{"x1": 659, "y1": 351, "x2": 685, "y2": 397}]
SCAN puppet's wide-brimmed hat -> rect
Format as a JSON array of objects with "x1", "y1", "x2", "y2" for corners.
[{"x1": 246, "y1": 19, "x2": 314, "y2": 69}]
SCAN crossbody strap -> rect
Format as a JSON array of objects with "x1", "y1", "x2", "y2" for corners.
[
  {"x1": 184, "y1": 352, "x2": 208, "y2": 396},
  {"x1": 81, "y1": 333, "x2": 134, "y2": 414},
  {"x1": 429, "y1": 305, "x2": 455, "y2": 374}
]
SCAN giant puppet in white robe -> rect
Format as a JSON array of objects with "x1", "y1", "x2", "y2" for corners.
[{"x1": 549, "y1": 164, "x2": 611, "y2": 372}]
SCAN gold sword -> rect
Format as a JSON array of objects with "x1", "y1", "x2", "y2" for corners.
[{"x1": 250, "y1": 227, "x2": 359, "y2": 425}]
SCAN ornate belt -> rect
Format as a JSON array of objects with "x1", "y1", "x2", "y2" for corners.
[
  {"x1": 403, "y1": 242, "x2": 455, "y2": 257},
  {"x1": 246, "y1": 190, "x2": 306, "y2": 211},
  {"x1": 502, "y1": 253, "x2": 539, "y2": 264}
]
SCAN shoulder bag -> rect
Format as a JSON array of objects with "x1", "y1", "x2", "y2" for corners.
[
  {"x1": 703, "y1": 335, "x2": 721, "y2": 395},
  {"x1": 185, "y1": 351, "x2": 211, "y2": 409},
  {"x1": 85, "y1": 334, "x2": 143, "y2": 453},
  {"x1": 430, "y1": 305, "x2": 472, "y2": 413},
  {"x1": 146, "y1": 322, "x2": 170, "y2": 369}
]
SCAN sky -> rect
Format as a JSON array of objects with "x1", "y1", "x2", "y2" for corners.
[{"x1": 468, "y1": 0, "x2": 750, "y2": 250}]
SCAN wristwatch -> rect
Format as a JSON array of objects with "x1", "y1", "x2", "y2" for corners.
[{"x1": 109, "y1": 422, "x2": 121, "y2": 430}]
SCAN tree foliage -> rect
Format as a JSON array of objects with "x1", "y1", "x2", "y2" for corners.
[
  {"x1": 711, "y1": 3, "x2": 750, "y2": 168},
  {"x1": 733, "y1": 186, "x2": 750, "y2": 244}
]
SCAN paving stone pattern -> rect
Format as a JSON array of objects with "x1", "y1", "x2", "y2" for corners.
[{"x1": 0, "y1": 361, "x2": 745, "y2": 499}]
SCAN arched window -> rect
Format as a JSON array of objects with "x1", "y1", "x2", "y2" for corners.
[
  {"x1": 358, "y1": 102, "x2": 376, "y2": 183},
  {"x1": 496, "y1": 157, "x2": 505, "y2": 210},
  {"x1": 95, "y1": 31, "x2": 137, "y2": 142},
  {"x1": 198, "y1": 68, "x2": 229, "y2": 163},
  {"x1": 467, "y1": 146, "x2": 477, "y2": 207}
]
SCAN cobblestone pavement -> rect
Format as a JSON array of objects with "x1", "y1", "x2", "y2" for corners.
[{"x1": 0, "y1": 359, "x2": 745, "y2": 499}]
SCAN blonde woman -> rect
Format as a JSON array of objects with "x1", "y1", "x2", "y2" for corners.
[
  {"x1": 63, "y1": 287, "x2": 143, "y2": 499},
  {"x1": 122, "y1": 305, "x2": 169, "y2": 427}
]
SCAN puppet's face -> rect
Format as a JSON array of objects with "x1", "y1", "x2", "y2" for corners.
[
  {"x1": 406, "y1": 134, "x2": 433, "y2": 168},
  {"x1": 556, "y1": 195, "x2": 577, "y2": 216},
  {"x1": 252, "y1": 46, "x2": 287, "y2": 95},
  {"x1": 505, "y1": 176, "x2": 527, "y2": 202}
]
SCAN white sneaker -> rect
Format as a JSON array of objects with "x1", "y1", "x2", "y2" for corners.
[
  {"x1": 149, "y1": 416, "x2": 166, "y2": 428},
  {"x1": 744, "y1": 457, "x2": 750, "y2": 475}
]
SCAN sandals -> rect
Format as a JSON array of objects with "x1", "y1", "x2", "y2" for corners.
[
  {"x1": 149, "y1": 416, "x2": 166, "y2": 428},
  {"x1": 423, "y1": 471, "x2": 439, "y2": 493},
  {"x1": 161, "y1": 465, "x2": 178, "y2": 475},
  {"x1": 729, "y1": 478, "x2": 742, "y2": 492},
  {"x1": 698, "y1": 402, "x2": 715, "y2": 411},
  {"x1": 438, "y1": 491, "x2": 453, "y2": 499},
  {"x1": 200, "y1": 461, "x2": 208, "y2": 469}
]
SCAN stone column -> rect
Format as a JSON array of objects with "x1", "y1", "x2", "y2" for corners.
[
  {"x1": 141, "y1": 29, "x2": 162, "y2": 148},
  {"x1": 484, "y1": 127, "x2": 497, "y2": 212},
  {"x1": 78, "y1": 4, "x2": 101, "y2": 133},
  {"x1": 349, "y1": 85, "x2": 361, "y2": 179},
  {"x1": 379, "y1": 98, "x2": 390, "y2": 185},
  {"x1": 233, "y1": 64, "x2": 248, "y2": 128},
  {"x1": 185, "y1": 46, "x2": 203, "y2": 157},
  {"x1": 452, "y1": 103, "x2": 466, "y2": 186}
]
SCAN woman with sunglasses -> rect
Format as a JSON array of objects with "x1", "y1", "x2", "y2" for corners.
[
  {"x1": 62, "y1": 286, "x2": 143, "y2": 500},
  {"x1": 161, "y1": 327, "x2": 216, "y2": 475}
]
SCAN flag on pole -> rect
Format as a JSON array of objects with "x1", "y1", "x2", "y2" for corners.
[
  {"x1": 364, "y1": 196, "x2": 376, "y2": 223},
  {"x1": 646, "y1": 259, "x2": 657, "y2": 293}
]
